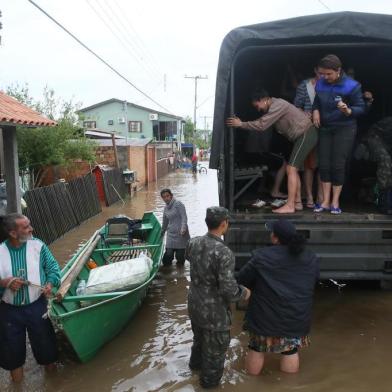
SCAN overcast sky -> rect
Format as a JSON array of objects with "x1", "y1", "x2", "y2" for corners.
[{"x1": 1, "y1": 0, "x2": 391, "y2": 128}]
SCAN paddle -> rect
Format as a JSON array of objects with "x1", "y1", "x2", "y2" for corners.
[{"x1": 56, "y1": 231, "x2": 101, "y2": 302}]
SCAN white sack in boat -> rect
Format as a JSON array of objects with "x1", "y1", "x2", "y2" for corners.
[{"x1": 85, "y1": 254, "x2": 153, "y2": 294}]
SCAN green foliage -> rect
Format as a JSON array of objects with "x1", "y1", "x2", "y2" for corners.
[
  {"x1": 182, "y1": 116, "x2": 211, "y2": 149},
  {"x1": 7, "y1": 83, "x2": 96, "y2": 187},
  {"x1": 183, "y1": 117, "x2": 195, "y2": 143}
]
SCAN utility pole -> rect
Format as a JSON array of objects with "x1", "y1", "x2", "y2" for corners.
[{"x1": 184, "y1": 75, "x2": 208, "y2": 132}]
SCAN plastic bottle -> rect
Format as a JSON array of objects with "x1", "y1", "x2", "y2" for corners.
[{"x1": 76, "y1": 280, "x2": 86, "y2": 296}]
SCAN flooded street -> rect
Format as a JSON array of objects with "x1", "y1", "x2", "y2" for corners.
[{"x1": 1, "y1": 169, "x2": 392, "y2": 391}]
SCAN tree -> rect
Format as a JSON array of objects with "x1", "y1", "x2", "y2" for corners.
[
  {"x1": 183, "y1": 116, "x2": 195, "y2": 143},
  {"x1": 7, "y1": 83, "x2": 96, "y2": 188},
  {"x1": 182, "y1": 117, "x2": 211, "y2": 149}
]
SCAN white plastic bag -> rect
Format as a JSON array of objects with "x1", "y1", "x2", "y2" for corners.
[{"x1": 85, "y1": 254, "x2": 153, "y2": 294}]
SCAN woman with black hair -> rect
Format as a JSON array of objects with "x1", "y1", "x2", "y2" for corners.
[{"x1": 237, "y1": 219, "x2": 319, "y2": 375}]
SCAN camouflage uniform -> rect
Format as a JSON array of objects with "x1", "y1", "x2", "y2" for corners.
[{"x1": 187, "y1": 207, "x2": 246, "y2": 388}]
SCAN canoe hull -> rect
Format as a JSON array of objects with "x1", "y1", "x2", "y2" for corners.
[
  {"x1": 57, "y1": 284, "x2": 149, "y2": 362},
  {"x1": 50, "y1": 212, "x2": 163, "y2": 362}
]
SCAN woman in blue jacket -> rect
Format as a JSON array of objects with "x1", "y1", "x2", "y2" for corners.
[{"x1": 313, "y1": 54, "x2": 365, "y2": 214}]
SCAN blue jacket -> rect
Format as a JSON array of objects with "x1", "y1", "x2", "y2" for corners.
[{"x1": 313, "y1": 74, "x2": 365, "y2": 127}]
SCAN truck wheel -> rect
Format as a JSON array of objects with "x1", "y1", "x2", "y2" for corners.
[{"x1": 380, "y1": 280, "x2": 392, "y2": 290}]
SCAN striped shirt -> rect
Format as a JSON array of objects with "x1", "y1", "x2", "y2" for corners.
[
  {"x1": 294, "y1": 79, "x2": 315, "y2": 113},
  {"x1": 0, "y1": 238, "x2": 61, "y2": 306}
]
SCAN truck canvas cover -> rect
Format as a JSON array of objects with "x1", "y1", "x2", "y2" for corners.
[{"x1": 210, "y1": 11, "x2": 392, "y2": 169}]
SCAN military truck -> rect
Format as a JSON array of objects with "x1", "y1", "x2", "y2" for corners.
[{"x1": 210, "y1": 12, "x2": 392, "y2": 286}]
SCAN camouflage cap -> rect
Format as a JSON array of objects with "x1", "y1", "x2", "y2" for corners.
[{"x1": 206, "y1": 206, "x2": 230, "y2": 221}]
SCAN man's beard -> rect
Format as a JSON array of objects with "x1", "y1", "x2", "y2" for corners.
[{"x1": 19, "y1": 234, "x2": 33, "y2": 243}]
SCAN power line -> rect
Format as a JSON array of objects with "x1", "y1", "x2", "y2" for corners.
[
  {"x1": 27, "y1": 0, "x2": 172, "y2": 114},
  {"x1": 316, "y1": 0, "x2": 331, "y2": 11},
  {"x1": 102, "y1": 0, "x2": 162, "y2": 80},
  {"x1": 112, "y1": 0, "x2": 162, "y2": 78},
  {"x1": 197, "y1": 94, "x2": 214, "y2": 110},
  {"x1": 85, "y1": 0, "x2": 160, "y2": 84}
]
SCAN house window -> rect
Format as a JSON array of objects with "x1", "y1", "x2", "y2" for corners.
[
  {"x1": 128, "y1": 121, "x2": 142, "y2": 133},
  {"x1": 83, "y1": 120, "x2": 96, "y2": 128},
  {"x1": 108, "y1": 120, "x2": 114, "y2": 125}
]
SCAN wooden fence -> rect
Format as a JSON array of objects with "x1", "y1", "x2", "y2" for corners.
[
  {"x1": 101, "y1": 168, "x2": 127, "y2": 206},
  {"x1": 24, "y1": 173, "x2": 102, "y2": 244}
]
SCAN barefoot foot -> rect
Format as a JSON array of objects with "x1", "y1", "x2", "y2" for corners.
[{"x1": 273, "y1": 205, "x2": 296, "y2": 214}]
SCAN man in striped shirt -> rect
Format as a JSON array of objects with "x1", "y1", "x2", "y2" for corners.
[{"x1": 0, "y1": 213, "x2": 61, "y2": 382}]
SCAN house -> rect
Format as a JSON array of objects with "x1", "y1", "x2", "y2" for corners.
[
  {"x1": 79, "y1": 99, "x2": 184, "y2": 142},
  {"x1": 0, "y1": 91, "x2": 56, "y2": 213}
]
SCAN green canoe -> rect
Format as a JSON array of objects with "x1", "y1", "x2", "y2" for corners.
[{"x1": 49, "y1": 212, "x2": 163, "y2": 362}]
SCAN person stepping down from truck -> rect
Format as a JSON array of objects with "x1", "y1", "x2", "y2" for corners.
[
  {"x1": 312, "y1": 54, "x2": 366, "y2": 215},
  {"x1": 226, "y1": 89, "x2": 318, "y2": 214}
]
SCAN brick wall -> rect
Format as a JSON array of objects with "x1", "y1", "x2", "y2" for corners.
[{"x1": 128, "y1": 146, "x2": 147, "y2": 188}]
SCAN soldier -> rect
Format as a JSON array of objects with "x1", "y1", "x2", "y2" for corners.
[{"x1": 187, "y1": 206, "x2": 250, "y2": 388}]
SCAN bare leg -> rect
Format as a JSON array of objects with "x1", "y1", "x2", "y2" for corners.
[
  {"x1": 316, "y1": 174, "x2": 323, "y2": 204},
  {"x1": 331, "y1": 185, "x2": 343, "y2": 208},
  {"x1": 304, "y1": 168, "x2": 315, "y2": 206},
  {"x1": 245, "y1": 350, "x2": 265, "y2": 376},
  {"x1": 320, "y1": 181, "x2": 332, "y2": 209},
  {"x1": 280, "y1": 353, "x2": 300, "y2": 373},
  {"x1": 271, "y1": 161, "x2": 287, "y2": 198},
  {"x1": 295, "y1": 172, "x2": 303, "y2": 209},
  {"x1": 274, "y1": 165, "x2": 297, "y2": 214},
  {"x1": 11, "y1": 367, "x2": 23, "y2": 383}
]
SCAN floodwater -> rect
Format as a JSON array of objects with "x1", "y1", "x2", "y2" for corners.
[{"x1": 1, "y1": 169, "x2": 392, "y2": 392}]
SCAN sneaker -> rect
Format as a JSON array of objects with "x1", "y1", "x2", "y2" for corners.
[
  {"x1": 251, "y1": 199, "x2": 266, "y2": 208},
  {"x1": 271, "y1": 199, "x2": 287, "y2": 208}
]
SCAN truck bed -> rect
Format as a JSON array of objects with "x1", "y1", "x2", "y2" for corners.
[{"x1": 226, "y1": 211, "x2": 392, "y2": 281}]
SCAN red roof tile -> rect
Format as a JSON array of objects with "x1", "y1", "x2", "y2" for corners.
[{"x1": 0, "y1": 91, "x2": 57, "y2": 127}]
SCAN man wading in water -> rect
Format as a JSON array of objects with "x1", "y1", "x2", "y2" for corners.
[
  {"x1": 187, "y1": 207, "x2": 250, "y2": 388},
  {"x1": 0, "y1": 213, "x2": 61, "y2": 382}
]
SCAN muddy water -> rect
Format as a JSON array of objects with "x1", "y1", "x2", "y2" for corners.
[{"x1": 2, "y1": 169, "x2": 392, "y2": 392}]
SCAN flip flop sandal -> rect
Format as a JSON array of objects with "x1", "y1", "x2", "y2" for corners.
[
  {"x1": 314, "y1": 205, "x2": 330, "y2": 213},
  {"x1": 330, "y1": 206, "x2": 342, "y2": 214}
]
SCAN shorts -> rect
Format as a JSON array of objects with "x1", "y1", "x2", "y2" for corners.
[
  {"x1": 248, "y1": 331, "x2": 310, "y2": 354},
  {"x1": 289, "y1": 125, "x2": 318, "y2": 170},
  {"x1": 0, "y1": 296, "x2": 58, "y2": 371}
]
